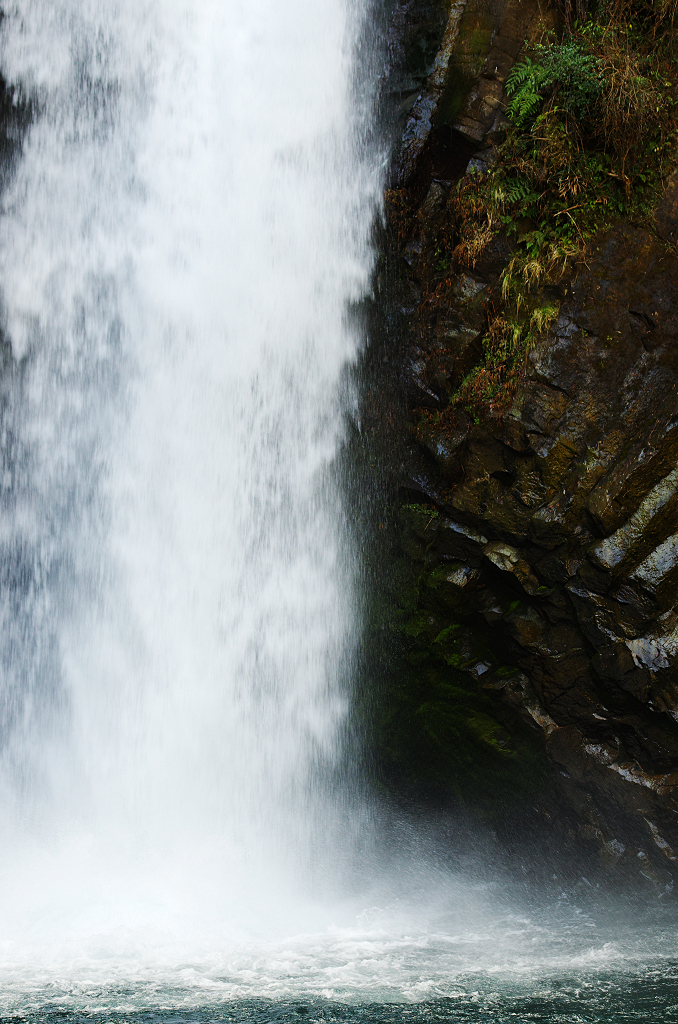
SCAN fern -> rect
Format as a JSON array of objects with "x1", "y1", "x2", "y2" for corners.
[
  {"x1": 506, "y1": 41, "x2": 603, "y2": 127},
  {"x1": 506, "y1": 59, "x2": 548, "y2": 126}
]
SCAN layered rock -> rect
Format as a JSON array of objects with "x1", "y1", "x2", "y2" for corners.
[{"x1": 367, "y1": 0, "x2": 678, "y2": 890}]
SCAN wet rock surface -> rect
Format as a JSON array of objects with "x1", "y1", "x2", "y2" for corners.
[{"x1": 365, "y1": 0, "x2": 678, "y2": 891}]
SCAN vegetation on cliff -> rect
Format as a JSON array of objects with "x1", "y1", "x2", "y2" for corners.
[{"x1": 388, "y1": 0, "x2": 678, "y2": 415}]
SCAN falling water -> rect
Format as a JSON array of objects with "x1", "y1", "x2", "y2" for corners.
[
  {"x1": 0, "y1": 0, "x2": 383, "y2": 994},
  {"x1": 1, "y1": 2, "x2": 678, "y2": 1020}
]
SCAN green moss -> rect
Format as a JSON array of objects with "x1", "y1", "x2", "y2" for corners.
[
  {"x1": 377, "y1": 645, "x2": 548, "y2": 807},
  {"x1": 354, "y1": 477, "x2": 552, "y2": 816},
  {"x1": 434, "y1": 62, "x2": 475, "y2": 126},
  {"x1": 433, "y1": 623, "x2": 462, "y2": 644},
  {"x1": 399, "y1": 503, "x2": 439, "y2": 529},
  {"x1": 432, "y1": 3, "x2": 501, "y2": 127},
  {"x1": 366, "y1": 544, "x2": 550, "y2": 812},
  {"x1": 495, "y1": 664, "x2": 520, "y2": 679},
  {"x1": 402, "y1": 610, "x2": 441, "y2": 640}
]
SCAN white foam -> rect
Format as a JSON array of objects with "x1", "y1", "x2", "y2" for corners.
[{"x1": 0, "y1": 0, "x2": 381, "y2": 990}]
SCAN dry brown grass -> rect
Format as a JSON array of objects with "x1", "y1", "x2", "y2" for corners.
[
  {"x1": 561, "y1": 0, "x2": 678, "y2": 32},
  {"x1": 559, "y1": 0, "x2": 593, "y2": 31},
  {"x1": 384, "y1": 188, "x2": 416, "y2": 244},
  {"x1": 605, "y1": 0, "x2": 678, "y2": 29}
]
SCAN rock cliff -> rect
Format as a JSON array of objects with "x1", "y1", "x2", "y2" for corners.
[{"x1": 362, "y1": 0, "x2": 678, "y2": 891}]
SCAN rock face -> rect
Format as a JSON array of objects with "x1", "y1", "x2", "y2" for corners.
[
  {"x1": 394, "y1": 0, "x2": 556, "y2": 183},
  {"x1": 366, "y1": 0, "x2": 678, "y2": 891}
]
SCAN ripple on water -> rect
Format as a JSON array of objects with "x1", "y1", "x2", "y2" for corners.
[
  {"x1": 1, "y1": 924, "x2": 678, "y2": 1023},
  {"x1": 3, "y1": 972, "x2": 678, "y2": 1024}
]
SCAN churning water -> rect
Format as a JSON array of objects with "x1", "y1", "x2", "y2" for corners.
[
  {"x1": 0, "y1": 2, "x2": 677, "y2": 1021},
  {"x1": 0, "y1": 0, "x2": 378, "y2": 992}
]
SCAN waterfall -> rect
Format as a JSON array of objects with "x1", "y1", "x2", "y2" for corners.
[
  {"x1": 0, "y1": 0, "x2": 380, "y2": 976},
  {"x1": 1, "y1": 3, "x2": 677, "y2": 1017}
]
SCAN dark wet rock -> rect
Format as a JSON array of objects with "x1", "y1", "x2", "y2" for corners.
[
  {"x1": 655, "y1": 169, "x2": 678, "y2": 245},
  {"x1": 401, "y1": 348, "x2": 448, "y2": 409},
  {"x1": 367, "y1": 0, "x2": 678, "y2": 890},
  {"x1": 394, "y1": 0, "x2": 471, "y2": 184},
  {"x1": 389, "y1": 220, "x2": 678, "y2": 880}
]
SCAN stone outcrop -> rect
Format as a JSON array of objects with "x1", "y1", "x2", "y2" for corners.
[
  {"x1": 367, "y1": 0, "x2": 678, "y2": 890},
  {"x1": 393, "y1": 0, "x2": 557, "y2": 184}
]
